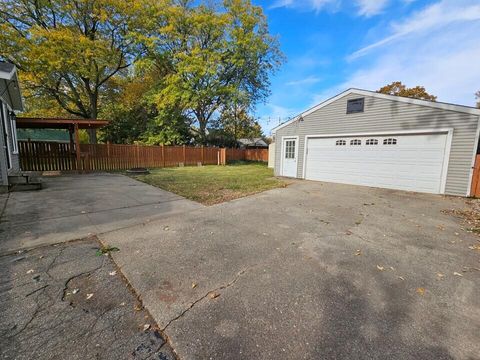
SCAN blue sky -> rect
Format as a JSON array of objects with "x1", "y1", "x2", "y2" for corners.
[{"x1": 253, "y1": 0, "x2": 480, "y2": 134}]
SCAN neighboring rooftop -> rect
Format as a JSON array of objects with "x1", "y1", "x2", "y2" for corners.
[{"x1": 238, "y1": 138, "x2": 268, "y2": 148}]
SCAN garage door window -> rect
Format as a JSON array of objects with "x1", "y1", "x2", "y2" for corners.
[
  {"x1": 336, "y1": 140, "x2": 346, "y2": 146},
  {"x1": 350, "y1": 139, "x2": 361, "y2": 146},
  {"x1": 383, "y1": 138, "x2": 397, "y2": 145},
  {"x1": 285, "y1": 140, "x2": 295, "y2": 159},
  {"x1": 366, "y1": 139, "x2": 378, "y2": 145}
]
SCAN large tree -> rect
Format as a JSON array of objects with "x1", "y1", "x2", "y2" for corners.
[
  {"x1": 0, "y1": 0, "x2": 141, "y2": 142},
  {"x1": 142, "y1": 0, "x2": 283, "y2": 144},
  {"x1": 377, "y1": 81, "x2": 437, "y2": 101}
]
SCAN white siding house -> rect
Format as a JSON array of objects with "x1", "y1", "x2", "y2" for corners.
[
  {"x1": 272, "y1": 89, "x2": 480, "y2": 197},
  {"x1": 0, "y1": 62, "x2": 23, "y2": 191}
]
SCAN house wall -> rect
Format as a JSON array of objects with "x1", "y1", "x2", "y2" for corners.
[
  {"x1": 268, "y1": 143, "x2": 275, "y2": 168},
  {"x1": 0, "y1": 96, "x2": 21, "y2": 187},
  {"x1": 274, "y1": 92, "x2": 480, "y2": 196}
]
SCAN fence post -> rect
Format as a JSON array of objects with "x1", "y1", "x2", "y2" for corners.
[
  {"x1": 162, "y1": 145, "x2": 165, "y2": 167},
  {"x1": 183, "y1": 145, "x2": 186, "y2": 165},
  {"x1": 201, "y1": 145, "x2": 204, "y2": 165},
  {"x1": 136, "y1": 144, "x2": 140, "y2": 168},
  {"x1": 219, "y1": 148, "x2": 226, "y2": 165}
]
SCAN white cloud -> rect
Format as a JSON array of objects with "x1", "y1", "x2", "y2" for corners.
[
  {"x1": 270, "y1": 0, "x2": 339, "y2": 12},
  {"x1": 356, "y1": 0, "x2": 389, "y2": 17},
  {"x1": 325, "y1": 0, "x2": 480, "y2": 107},
  {"x1": 350, "y1": 0, "x2": 480, "y2": 59},
  {"x1": 286, "y1": 76, "x2": 322, "y2": 86}
]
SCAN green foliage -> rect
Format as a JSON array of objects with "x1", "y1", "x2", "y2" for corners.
[
  {"x1": 377, "y1": 81, "x2": 437, "y2": 101},
  {"x1": 0, "y1": 0, "x2": 140, "y2": 143},
  {"x1": 144, "y1": 0, "x2": 283, "y2": 143},
  {"x1": 217, "y1": 105, "x2": 263, "y2": 142},
  {"x1": 1, "y1": 0, "x2": 282, "y2": 146}
]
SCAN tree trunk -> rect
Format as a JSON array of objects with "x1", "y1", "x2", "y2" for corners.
[
  {"x1": 87, "y1": 128, "x2": 97, "y2": 144},
  {"x1": 87, "y1": 102, "x2": 98, "y2": 144}
]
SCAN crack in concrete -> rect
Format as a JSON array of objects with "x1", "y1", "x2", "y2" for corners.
[
  {"x1": 61, "y1": 257, "x2": 105, "y2": 302},
  {"x1": 161, "y1": 267, "x2": 250, "y2": 332}
]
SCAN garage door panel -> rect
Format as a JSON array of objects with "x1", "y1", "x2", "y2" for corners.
[{"x1": 305, "y1": 133, "x2": 448, "y2": 194}]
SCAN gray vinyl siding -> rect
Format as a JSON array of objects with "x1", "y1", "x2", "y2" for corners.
[
  {"x1": 0, "y1": 97, "x2": 21, "y2": 186},
  {"x1": 274, "y1": 92, "x2": 480, "y2": 196}
]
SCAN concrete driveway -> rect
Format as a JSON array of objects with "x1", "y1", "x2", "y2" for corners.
[
  {"x1": 0, "y1": 173, "x2": 202, "y2": 253},
  {"x1": 99, "y1": 180, "x2": 480, "y2": 360}
]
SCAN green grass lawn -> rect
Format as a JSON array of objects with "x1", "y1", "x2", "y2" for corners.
[{"x1": 132, "y1": 162, "x2": 286, "y2": 205}]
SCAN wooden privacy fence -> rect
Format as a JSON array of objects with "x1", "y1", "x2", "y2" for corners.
[
  {"x1": 226, "y1": 148, "x2": 268, "y2": 162},
  {"x1": 19, "y1": 141, "x2": 268, "y2": 172},
  {"x1": 471, "y1": 154, "x2": 480, "y2": 197}
]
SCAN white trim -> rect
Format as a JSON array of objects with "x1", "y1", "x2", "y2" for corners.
[
  {"x1": 467, "y1": 116, "x2": 480, "y2": 196},
  {"x1": 440, "y1": 129, "x2": 454, "y2": 194},
  {"x1": 301, "y1": 128, "x2": 454, "y2": 194},
  {"x1": 271, "y1": 88, "x2": 480, "y2": 133},
  {"x1": 1, "y1": 103, "x2": 12, "y2": 170},
  {"x1": 280, "y1": 136, "x2": 299, "y2": 177}
]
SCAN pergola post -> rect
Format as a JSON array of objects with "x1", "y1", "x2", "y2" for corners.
[{"x1": 74, "y1": 123, "x2": 81, "y2": 172}]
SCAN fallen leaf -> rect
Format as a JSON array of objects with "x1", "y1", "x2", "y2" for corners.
[
  {"x1": 26, "y1": 269, "x2": 34, "y2": 274},
  {"x1": 345, "y1": 230, "x2": 353, "y2": 235},
  {"x1": 86, "y1": 293, "x2": 93, "y2": 300},
  {"x1": 120, "y1": 302, "x2": 125, "y2": 306},
  {"x1": 72, "y1": 289, "x2": 79, "y2": 294},
  {"x1": 355, "y1": 250, "x2": 361, "y2": 256},
  {"x1": 468, "y1": 244, "x2": 480, "y2": 251},
  {"x1": 143, "y1": 324, "x2": 151, "y2": 332},
  {"x1": 163, "y1": 226, "x2": 169, "y2": 231},
  {"x1": 398, "y1": 276, "x2": 405, "y2": 281},
  {"x1": 390, "y1": 267, "x2": 395, "y2": 271},
  {"x1": 209, "y1": 292, "x2": 220, "y2": 299},
  {"x1": 436, "y1": 273, "x2": 445, "y2": 278},
  {"x1": 416, "y1": 287, "x2": 425, "y2": 296},
  {"x1": 134, "y1": 303, "x2": 143, "y2": 311},
  {"x1": 376, "y1": 265, "x2": 385, "y2": 271},
  {"x1": 453, "y1": 272, "x2": 463, "y2": 277},
  {"x1": 191, "y1": 282, "x2": 197, "y2": 289},
  {"x1": 109, "y1": 271, "x2": 117, "y2": 276}
]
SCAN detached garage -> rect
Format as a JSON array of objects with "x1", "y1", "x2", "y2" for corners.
[{"x1": 273, "y1": 89, "x2": 480, "y2": 196}]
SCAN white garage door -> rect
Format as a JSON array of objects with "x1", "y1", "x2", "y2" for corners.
[{"x1": 305, "y1": 133, "x2": 449, "y2": 194}]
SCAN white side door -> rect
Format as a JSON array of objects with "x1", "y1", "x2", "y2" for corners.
[{"x1": 281, "y1": 137, "x2": 298, "y2": 177}]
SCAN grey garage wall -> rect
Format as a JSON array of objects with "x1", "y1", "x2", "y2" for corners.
[{"x1": 274, "y1": 92, "x2": 480, "y2": 196}]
